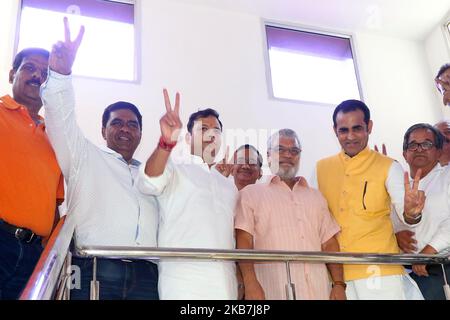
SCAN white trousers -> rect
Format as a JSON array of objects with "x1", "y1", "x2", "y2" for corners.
[{"x1": 346, "y1": 274, "x2": 424, "y2": 300}]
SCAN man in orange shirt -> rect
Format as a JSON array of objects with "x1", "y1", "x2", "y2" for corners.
[{"x1": 0, "y1": 48, "x2": 64, "y2": 300}]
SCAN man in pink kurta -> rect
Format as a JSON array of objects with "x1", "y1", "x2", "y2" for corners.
[{"x1": 235, "y1": 129, "x2": 344, "y2": 300}]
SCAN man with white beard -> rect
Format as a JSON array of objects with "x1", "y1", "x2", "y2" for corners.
[{"x1": 234, "y1": 129, "x2": 346, "y2": 300}]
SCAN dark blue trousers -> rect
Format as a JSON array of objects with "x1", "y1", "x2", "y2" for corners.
[
  {"x1": 70, "y1": 256, "x2": 159, "y2": 300},
  {"x1": 0, "y1": 228, "x2": 43, "y2": 300},
  {"x1": 410, "y1": 264, "x2": 450, "y2": 300}
]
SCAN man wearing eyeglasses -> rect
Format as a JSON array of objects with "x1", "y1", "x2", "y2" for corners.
[
  {"x1": 435, "y1": 63, "x2": 450, "y2": 107},
  {"x1": 434, "y1": 120, "x2": 450, "y2": 166},
  {"x1": 392, "y1": 123, "x2": 450, "y2": 300},
  {"x1": 235, "y1": 129, "x2": 345, "y2": 300},
  {"x1": 315, "y1": 100, "x2": 423, "y2": 300}
]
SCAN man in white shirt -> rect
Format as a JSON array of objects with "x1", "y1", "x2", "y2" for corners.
[
  {"x1": 136, "y1": 91, "x2": 237, "y2": 299},
  {"x1": 393, "y1": 123, "x2": 450, "y2": 300},
  {"x1": 40, "y1": 18, "x2": 159, "y2": 299}
]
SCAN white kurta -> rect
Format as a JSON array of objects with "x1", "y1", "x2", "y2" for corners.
[
  {"x1": 41, "y1": 71, "x2": 158, "y2": 248},
  {"x1": 137, "y1": 154, "x2": 238, "y2": 299}
]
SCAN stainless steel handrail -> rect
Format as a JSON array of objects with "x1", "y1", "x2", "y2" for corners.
[
  {"x1": 76, "y1": 246, "x2": 450, "y2": 265},
  {"x1": 19, "y1": 215, "x2": 76, "y2": 300},
  {"x1": 19, "y1": 216, "x2": 450, "y2": 300}
]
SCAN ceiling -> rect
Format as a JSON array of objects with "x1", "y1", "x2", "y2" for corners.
[{"x1": 172, "y1": 0, "x2": 450, "y2": 40}]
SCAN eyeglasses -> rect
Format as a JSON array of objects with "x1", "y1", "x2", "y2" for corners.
[
  {"x1": 272, "y1": 146, "x2": 301, "y2": 156},
  {"x1": 234, "y1": 157, "x2": 260, "y2": 168},
  {"x1": 406, "y1": 141, "x2": 434, "y2": 151}
]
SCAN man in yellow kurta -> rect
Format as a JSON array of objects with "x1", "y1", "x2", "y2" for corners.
[{"x1": 315, "y1": 99, "x2": 423, "y2": 300}]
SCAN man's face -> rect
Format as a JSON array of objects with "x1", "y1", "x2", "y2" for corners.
[
  {"x1": 190, "y1": 116, "x2": 222, "y2": 164},
  {"x1": 102, "y1": 109, "x2": 141, "y2": 161},
  {"x1": 436, "y1": 68, "x2": 450, "y2": 94},
  {"x1": 334, "y1": 109, "x2": 372, "y2": 157},
  {"x1": 231, "y1": 148, "x2": 262, "y2": 188},
  {"x1": 435, "y1": 121, "x2": 450, "y2": 164},
  {"x1": 268, "y1": 136, "x2": 300, "y2": 179},
  {"x1": 436, "y1": 68, "x2": 450, "y2": 106},
  {"x1": 9, "y1": 54, "x2": 49, "y2": 108},
  {"x1": 403, "y1": 128, "x2": 441, "y2": 173}
]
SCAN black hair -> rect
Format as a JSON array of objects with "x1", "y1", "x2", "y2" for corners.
[
  {"x1": 403, "y1": 123, "x2": 444, "y2": 151},
  {"x1": 332, "y1": 99, "x2": 370, "y2": 127},
  {"x1": 187, "y1": 108, "x2": 223, "y2": 134},
  {"x1": 436, "y1": 63, "x2": 450, "y2": 80},
  {"x1": 12, "y1": 48, "x2": 50, "y2": 71},
  {"x1": 235, "y1": 144, "x2": 263, "y2": 168},
  {"x1": 102, "y1": 101, "x2": 142, "y2": 131}
]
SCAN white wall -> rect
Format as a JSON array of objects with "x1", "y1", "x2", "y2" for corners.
[{"x1": 0, "y1": 0, "x2": 445, "y2": 177}]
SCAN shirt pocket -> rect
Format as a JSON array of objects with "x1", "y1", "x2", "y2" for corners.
[{"x1": 355, "y1": 179, "x2": 390, "y2": 218}]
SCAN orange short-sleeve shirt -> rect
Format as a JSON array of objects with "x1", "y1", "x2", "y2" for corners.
[{"x1": 0, "y1": 95, "x2": 64, "y2": 237}]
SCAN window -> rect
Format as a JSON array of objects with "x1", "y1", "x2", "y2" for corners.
[
  {"x1": 265, "y1": 24, "x2": 361, "y2": 105},
  {"x1": 16, "y1": 0, "x2": 136, "y2": 81}
]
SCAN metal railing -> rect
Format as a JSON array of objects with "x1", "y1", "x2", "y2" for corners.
[
  {"x1": 75, "y1": 246, "x2": 450, "y2": 265},
  {"x1": 75, "y1": 246, "x2": 450, "y2": 301},
  {"x1": 20, "y1": 215, "x2": 450, "y2": 300},
  {"x1": 19, "y1": 215, "x2": 75, "y2": 300}
]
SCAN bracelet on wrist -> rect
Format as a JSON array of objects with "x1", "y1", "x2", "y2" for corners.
[
  {"x1": 404, "y1": 212, "x2": 422, "y2": 221},
  {"x1": 158, "y1": 136, "x2": 177, "y2": 152}
]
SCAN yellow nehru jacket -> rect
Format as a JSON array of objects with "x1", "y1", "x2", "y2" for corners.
[{"x1": 316, "y1": 147, "x2": 404, "y2": 281}]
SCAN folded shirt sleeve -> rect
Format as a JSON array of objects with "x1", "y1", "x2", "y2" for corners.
[{"x1": 136, "y1": 160, "x2": 174, "y2": 196}]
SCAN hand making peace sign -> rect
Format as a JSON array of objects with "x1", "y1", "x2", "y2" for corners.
[
  {"x1": 403, "y1": 169, "x2": 425, "y2": 220},
  {"x1": 49, "y1": 17, "x2": 85, "y2": 75},
  {"x1": 215, "y1": 146, "x2": 233, "y2": 177},
  {"x1": 160, "y1": 89, "x2": 182, "y2": 143}
]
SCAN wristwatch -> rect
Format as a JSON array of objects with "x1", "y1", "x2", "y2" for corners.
[{"x1": 332, "y1": 281, "x2": 347, "y2": 289}]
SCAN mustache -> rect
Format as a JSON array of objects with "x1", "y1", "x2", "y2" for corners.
[{"x1": 26, "y1": 79, "x2": 41, "y2": 86}]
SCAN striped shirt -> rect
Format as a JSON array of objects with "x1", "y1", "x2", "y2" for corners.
[{"x1": 235, "y1": 175, "x2": 340, "y2": 300}]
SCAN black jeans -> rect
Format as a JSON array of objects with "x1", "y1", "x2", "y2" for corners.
[
  {"x1": 410, "y1": 264, "x2": 450, "y2": 300},
  {"x1": 70, "y1": 257, "x2": 159, "y2": 300},
  {"x1": 0, "y1": 228, "x2": 43, "y2": 300}
]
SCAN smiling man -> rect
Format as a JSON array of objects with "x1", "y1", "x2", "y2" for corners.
[
  {"x1": 235, "y1": 129, "x2": 345, "y2": 300},
  {"x1": 40, "y1": 18, "x2": 159, "y2": 300},
  {"x1": 0, "y1": 48, "x2": 64, "y2": 300},
  {"x1": 315, "y1": 100, "x2": 423, "y2": 300},
  {"x1": 228, "y1": 144, "x2": 263, "y2": 191},
  {"x1": 137, "y1": 102, "x2": 238, "y2": 299}
]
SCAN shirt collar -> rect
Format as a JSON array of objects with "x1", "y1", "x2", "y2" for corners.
[
  {"x1": 412, "y1": 163, "x2": 443, "y2": 181},
  {"x1": 0, "y1": 95, "x2": 45, "y2": 123},
  {"x1": 0, "y1": 95, "x2": 20, "y2": 110},
  {"x1": 339, "y1": 146, "x2": 371, "y2": 162},
  {"x1": 264, "y1": 174, "x2": 308, "y2": 187},
  {"x1": 98, "y1": 145, "x2": 140, "y2": 167}
]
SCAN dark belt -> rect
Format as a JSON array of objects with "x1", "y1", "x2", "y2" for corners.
[{"x1": 0, "y1": 219, "x2": 40, "y2": 243}]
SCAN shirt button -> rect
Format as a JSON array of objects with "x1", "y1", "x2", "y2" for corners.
[
  {"x1": 340, "y1": 208, "x2": 344, "y2": 212},
  {"x1": 29, "y1": 124, "x2": 33, "y2": 127}
]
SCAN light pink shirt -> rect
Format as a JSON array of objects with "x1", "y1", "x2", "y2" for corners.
[{"x1": 235, "y1": 176, "x2": 340, "y2": 300}]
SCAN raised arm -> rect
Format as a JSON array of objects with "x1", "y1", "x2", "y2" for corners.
[
  {"x1": 144, "y1": 89, "x2": 182, "y2": 177},
  {"x1": 41, "y1": 17, "x2": 86, "y2": 179}
]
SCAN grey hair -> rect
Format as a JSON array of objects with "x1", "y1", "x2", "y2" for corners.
[{"x1": 267, "y1": 129, "x2": 302, "y2": 150}]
